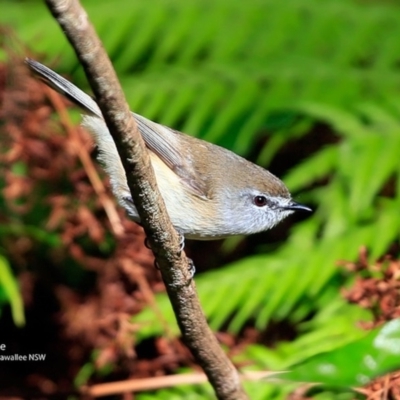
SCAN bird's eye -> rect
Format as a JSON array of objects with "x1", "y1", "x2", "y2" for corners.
[{"x1": 253, "y1": 195, "x2": 268, "y2": 207}]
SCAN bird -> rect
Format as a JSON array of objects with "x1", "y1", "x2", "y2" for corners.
[{"x1": 26, "y1": 58, "x2": 311, "y2": 241}]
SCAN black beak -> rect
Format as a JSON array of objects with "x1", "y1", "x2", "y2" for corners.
[{"x1": 282, "y1": 201, "x2": 312, "y2": 213}]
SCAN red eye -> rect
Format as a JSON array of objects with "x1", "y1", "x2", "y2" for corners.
[{"x1": 254, "y1": 195, "x2": 268, "y2": 207}]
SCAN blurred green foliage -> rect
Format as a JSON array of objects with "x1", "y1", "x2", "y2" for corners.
[
  {"x1": 2, "y1": 0, "x2": 400, "y2": 398},
  {"x1": 285, "y1": 319, "x2": 400, "y2": 387},
  {"x1": 0, "y1": 256, "x2": 24, "y2": 327}
]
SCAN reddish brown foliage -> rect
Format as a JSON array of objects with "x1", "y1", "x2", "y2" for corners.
[
  {"x1": 0, "y1": 55, "x2": 193, "y2": 396},
  {"x1": 341, "y1": 247, "x2": 400, "y2": 328},
  {"x1": 340, "y1": 248, "x2": 400, "y2": 400}
]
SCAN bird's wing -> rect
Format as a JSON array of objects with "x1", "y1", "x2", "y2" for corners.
[{"x1": 26, "y1": 59, "x2": 210, "y2": 199}]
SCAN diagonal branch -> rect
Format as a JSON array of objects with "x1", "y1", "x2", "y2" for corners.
[{"x1": 42, "y1": 0, "x2": 248, "y2": 398}]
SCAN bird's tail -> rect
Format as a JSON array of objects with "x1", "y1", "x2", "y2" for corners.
[{"x1": 25, "y1": 58, "x2": 102, "y2": 118}]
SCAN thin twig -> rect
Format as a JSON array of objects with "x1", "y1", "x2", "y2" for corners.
[{"x1": 83, "y1": 371, "x2": 282, "y2": 398}]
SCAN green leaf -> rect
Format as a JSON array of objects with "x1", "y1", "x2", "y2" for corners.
[
  {"x1": 0, "y1": 255, "x2": 25, "y2": 327},
  {"x1": 284, "y1": 146, "x2": 338, "y2": 192},
  {"x1": 285, "y1": 319, "x2": 400, "y2": 387}
]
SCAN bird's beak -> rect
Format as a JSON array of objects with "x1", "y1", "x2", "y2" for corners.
[{"x1": 281, "y1": 201, "x2": 312, "y2": 212}]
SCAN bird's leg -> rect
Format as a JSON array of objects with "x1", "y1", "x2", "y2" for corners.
[
  {"x1": 145, "y1": 231, "x2": 195, "y2": 278},
  {"x1": 177, "y1": 231, "x2": 185, "y2": 254},
  {"x1": 176, "y1": 231, "x2": 195, "y2": 277},
  {"x1": 187, "y1": 258, "x2": 196, "y2": 278}
]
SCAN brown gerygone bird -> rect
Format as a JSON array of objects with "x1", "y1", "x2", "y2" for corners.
[{"x1": 26, "y1": 59, "x2": 311, "y2": 240}]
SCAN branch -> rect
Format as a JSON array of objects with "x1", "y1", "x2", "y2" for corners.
[
  {"x1": 84, "y1": 371, "x2": 281, "y2": 397},
  {"x1": 42, "y1": 0, "x2": 248, "y2": 398}
]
